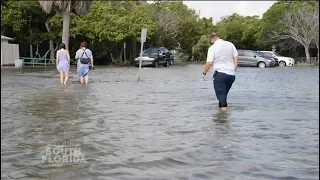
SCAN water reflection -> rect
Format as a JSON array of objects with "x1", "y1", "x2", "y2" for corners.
[{"x1": 212, "y1": 110, "x2": 230, "y2": 123}]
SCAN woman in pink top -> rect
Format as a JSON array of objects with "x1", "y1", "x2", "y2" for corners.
[{"x1": 56, "y1": 43, "x2": 71, "y2": 85}]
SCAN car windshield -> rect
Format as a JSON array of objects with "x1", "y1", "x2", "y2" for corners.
[
  {"x1": 259, "y1": 51, "x2": 274, "y2": 58},
  {"x1": 255, "y1": 51, "x2": 264, "y2": 57},
  {"x1": 142, "y1": 48, "x2": 157, "y2": 56}
]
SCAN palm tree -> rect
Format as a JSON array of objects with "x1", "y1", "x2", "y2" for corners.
[{"x1": 38, "y1": 1, "x2": 92, "y2": 50}]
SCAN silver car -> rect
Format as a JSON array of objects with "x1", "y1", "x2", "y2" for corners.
[
  {"x1": 260, "y1": 51, "x2": 295, "y2": 67},
  {"x1": 237, "y1": 50, "x2": 276, "y2": 68}
]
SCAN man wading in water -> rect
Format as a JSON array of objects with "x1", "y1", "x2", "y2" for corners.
[{"x1": 202, "y1": 33, "x2": 239, "y2": 112}]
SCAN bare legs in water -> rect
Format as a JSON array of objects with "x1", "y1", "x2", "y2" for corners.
[
  {"x1": 80, "y1": 75, "x2": 89, "y2": 84},
  {"x1": 59, "y1": 72, "x2": 69, "y2": 85}
]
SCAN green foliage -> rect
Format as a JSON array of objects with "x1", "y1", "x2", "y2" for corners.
[
  {"x1": 258, "y1": 2, "x2": 290, "y2": 48},
  {"x1": 1, "y1": 0, "x2": 317, "y2": 63},
  {"x1": 214, "y1": 14, "x2": 262, "y2": 50},
  {"x1": 1, "y1": 1, "x2": 54, "y2": 45},
  {"x1": 193, "y1": 35, "x2": 210, "y2": 61}
]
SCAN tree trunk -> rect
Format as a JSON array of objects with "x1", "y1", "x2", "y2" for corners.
[
  {"x1": 55, "y1": 42, "x2": 59, "y2": 51},
  {"x1": 129, "y1": 42, "x2": 132, "y2": 64},
  {"x1": 49, "y1": 40, "x2": 55, "y2": 62},
  {"x1": 110, "y1": 52, "x2": 115, "y2": 63},
  {"x1": 317, "y1": 48, "x2": 319, "y2": 64},
  {"x1": 45, "y1": 20, "x2": 55, "y2": 62},
  {"x1": 29, "y1": 44, "x2": 33, "y2": 58},
  {"x1": 304, "y1": 45, "x2": 311, "y2": 63},
  {"x1": 115, "y1": 45, "x2": 117, "y2": 62},
  {"x1": 62, "y1": 3, "x2": 71, "y2": 50},
  {"x1": 29, "y1": 15, "x2": 33, "y2": 58},
  {"x1": 316, "y1": 44, "x2": 319, "y2": 64},
  {"x1": 124, "y1": 43, "x2": 126, "y2": 64},
  {"x1": 134, "y1": 40, "x2": 136, "y2": 63},
  {"x1": 119, "y1": 47, "x2": 123, "y2": 63}
]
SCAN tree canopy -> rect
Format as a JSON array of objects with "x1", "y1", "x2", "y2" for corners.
[{"x1": 1, "y1": 0, "x2": 318, "y2": 63}]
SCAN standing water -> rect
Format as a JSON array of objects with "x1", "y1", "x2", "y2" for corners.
[{"x1": 1, "y1": 65, "x2": 319, "y2": 180}]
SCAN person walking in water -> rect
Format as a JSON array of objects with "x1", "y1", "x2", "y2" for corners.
[
  {"x1": 75, "y1": 42, "x2": 94, "y2": 84},
  {"x1": 56, "y1": 43, "x2": 71, "y2": 85},
  {"x1": 202, "y1": 33, "x2": 238, "y2": 112}
]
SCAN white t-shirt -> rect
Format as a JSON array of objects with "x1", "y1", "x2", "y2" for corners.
[{"x1": 206, "y1": 39, "x2": 238, "y2": 76}]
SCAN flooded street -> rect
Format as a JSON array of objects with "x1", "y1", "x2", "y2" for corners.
[{"x1": 1, "y1": 65, "x2": 319, "y2": 180}]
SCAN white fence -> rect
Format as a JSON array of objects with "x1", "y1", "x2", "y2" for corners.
[{"x1": 1, "y1": 43, "x2": 20, "y2": 66}]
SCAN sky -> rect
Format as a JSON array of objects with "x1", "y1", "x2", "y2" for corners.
[{"x1": 183, "y1": 1, "x2": 277, "y2": 23}]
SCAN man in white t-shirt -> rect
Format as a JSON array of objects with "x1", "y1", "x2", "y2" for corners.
[{"x1": 202, "y1": 33, "x2": 239, "y2": 112}]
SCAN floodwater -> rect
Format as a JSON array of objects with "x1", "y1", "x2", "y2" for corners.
[{"x1": 1, "y1": 65, "x2": 319, "y2": 180}]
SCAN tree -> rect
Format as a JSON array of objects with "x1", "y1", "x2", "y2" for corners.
[
  {"x1": 215, "y1": 14, "x2": 246, "y2": 48},
  {"x1": 1, "y1": 0, "x2": 8, "y2": 7},
  {"x1": 165, "y1": 1, "x2": 203, "y2": 54},
  {"x1": 311, "y1": 1, "x2": 319, "y2": 63},
  {"x1": 150, "y1": 3, "x2": 178, "y2": 48},
  {"x1": 38, "y1": 1, "x2": 92, "y2": 50},
  {"x1": 1, "y1": 1, "x2": 55, "y2": 58},
  {"x1": 242, "y1": 16, "x2": 262, "y2": 50},
  {"x1": 193, "y1": 35, "x2": 210, "y2": 61},
  {"x1": 215, "y1": 13, "x2": 262, "y2": 49},
  {"x1": 257, "y1": 2, "x2": 290, "y2": 50},
  {"x1": 271, "y1": 3, "x2": 318, "y2": 62}
]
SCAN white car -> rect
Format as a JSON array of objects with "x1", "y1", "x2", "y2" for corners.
[{"x1": 260, "y1": 51, "x2": 295, "y2": 67}]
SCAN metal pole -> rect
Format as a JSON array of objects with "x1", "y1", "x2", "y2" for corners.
[
  {"x1": 138, "y1": 28, "x2": 147, "y2": 82},
  {"x1": 138, "y1": 42, "x2": 144, "y2": 82}
]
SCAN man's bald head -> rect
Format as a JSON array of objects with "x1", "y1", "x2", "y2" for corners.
[{"x1": 210, "y1": 33, "x2": 221, "y2": 44}]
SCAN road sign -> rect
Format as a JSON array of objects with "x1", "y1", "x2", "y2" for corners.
[
  {"x1": 141, "y1": 28, "x2": 147, "y2": 43},
  {"x1": 138, "y1": 28, "x2": 147, "y2": 82}
]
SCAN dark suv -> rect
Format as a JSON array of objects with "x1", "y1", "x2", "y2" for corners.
[
  {"x1": 134, "y1": 47, "x2": 171, "y2": 68},
  {"x1": 256, "y1": 51, "x2": 279, "y2": 66}
]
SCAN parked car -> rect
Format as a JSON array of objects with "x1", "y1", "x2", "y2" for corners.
[
  {"x1": 237, "y1": 50, "x2": 276, "y2": 68},
  {"x1": 256, "y1": 51, "x2": 279, "y2": 66},
  {"x1": 259, "y1": 51, "x2": 295, "y2": 67},
  {"x1": 134, "y1": 47, "x2": 170, "y2": 68}
]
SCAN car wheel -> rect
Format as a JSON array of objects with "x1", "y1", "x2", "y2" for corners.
[
  {"x1": 258, "y1": 62, "x2": 266, "y2": 68},
  {"x1": 279, "y1": 61, "x2": 286, "y2": 67}
]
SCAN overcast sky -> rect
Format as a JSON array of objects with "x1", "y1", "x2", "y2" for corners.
[{"x1": 183, "y1": 1, "x2": 277, "y2": 23}]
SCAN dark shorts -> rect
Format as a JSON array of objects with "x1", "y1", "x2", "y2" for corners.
[{"x1": 213, "y1": 71, "x2": 235, "y2": 108}]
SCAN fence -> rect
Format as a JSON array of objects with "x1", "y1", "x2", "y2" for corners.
[
  {"x1": 21, "y1": 57, "x2": 54, "y2": 66},
  {"x1": 295, "y1": 57, "x2": 318, "y2": 64}
]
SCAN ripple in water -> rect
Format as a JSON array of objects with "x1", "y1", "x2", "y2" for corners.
[{"x1": 1, "y1": 65, "x2": 319, "y2": 180}]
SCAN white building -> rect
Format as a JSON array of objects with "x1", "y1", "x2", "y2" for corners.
[
  {"x1": 1, "y1": 35, "x2": 20, "y2": 66},
  {"x1": 1, "y1": 35, "x2": 13, "y2": 44}
]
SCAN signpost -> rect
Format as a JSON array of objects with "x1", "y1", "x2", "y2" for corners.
[{"x1": 138, "y1": 28, "x2": 147, "y2": 82}]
